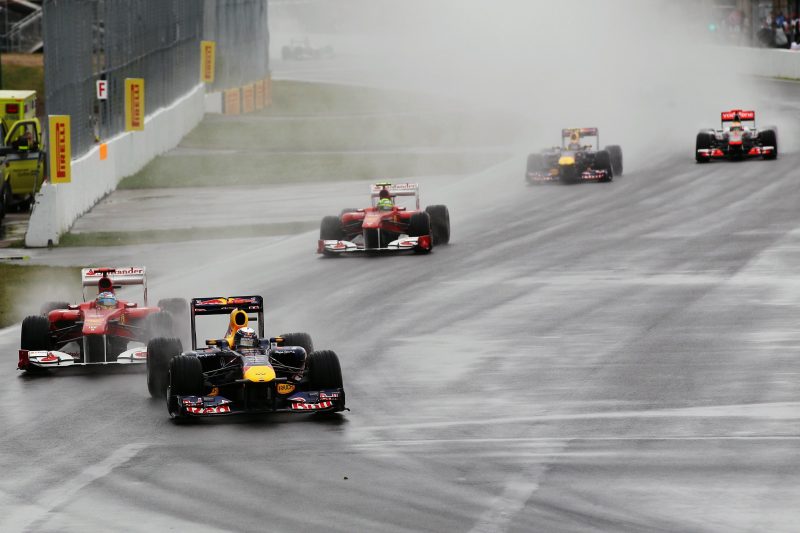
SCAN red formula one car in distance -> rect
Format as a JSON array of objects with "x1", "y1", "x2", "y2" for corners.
[
  {"x1": 318, "y1": 182, "x2": 450, "y2": 256},
  {"x1": 18, "y1": 267, "x2": 186, "y2": 371},
  {"x1": 695, "y1": 109, "x2": 777, "y2": 163}
]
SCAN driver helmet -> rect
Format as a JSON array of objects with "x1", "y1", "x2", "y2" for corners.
[
  {"x1": 234, "y1": 327, "x2": 259, "y2": 349},
  {"x1": 568, "y1": 130, "x2": 581, "y2": 150},
  {"x1": 377, "y1": 197, "x2": 394, "y2": 210},
  {"x1": 96, "y1": 291, "x2": 117, "y2": 309}
]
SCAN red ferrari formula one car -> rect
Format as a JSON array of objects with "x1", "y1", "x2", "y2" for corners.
[
  {"x1": 695, "y1": 109, "x2": 777, "y2": 162},
  {"x1": 317, "y1": 182, "x2": 450, "y2": 255},
  {"x1": 18, "y1": 267, "x2": 186, "y2": 371}
]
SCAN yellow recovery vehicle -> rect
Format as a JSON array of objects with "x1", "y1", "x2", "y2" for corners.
[{"x1": 0, "y1": 90, "x2": 44, "y2": 221}]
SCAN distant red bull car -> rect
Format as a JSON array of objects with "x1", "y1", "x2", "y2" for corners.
[
  {"x1": 695, "y1": 109, "x2": 777, "y2": 162},
  {"x1": 317, "y1": 182, "x2": 450, "y2": 256}
]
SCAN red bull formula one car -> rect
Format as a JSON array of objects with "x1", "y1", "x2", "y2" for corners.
[
  {"x1": 526, "y1": 128, "x2": 623, "y2": 184},
  {"x1": 18, "y1": 267, "x2": 186, "y2": 371},
  {"x1": 146, "y1": 296, "x2": 345, "y2": 419},
  {"x1": 318, "y1": 182, "x2": 450, "y2": 255},
  {"x1": 695, "y1": 109, "x2": 777, "y2": 162}
]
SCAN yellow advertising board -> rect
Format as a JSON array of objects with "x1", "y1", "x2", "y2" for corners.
[
  {"x1": 201, "y1": 41, "x2": 216, "y2": 83},
  {"x1": 242, "y1": 84, "x2": 254, "y2": 114},
  {"x1": 125, "y1": 78, "x2": 145, "y2": 131},
  {"x1": 48, "y1": 115, "x2": 71, "y2": 184}
]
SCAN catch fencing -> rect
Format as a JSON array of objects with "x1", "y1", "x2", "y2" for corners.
[{"x1": 43, "y1": 0, "x2": 270, "y2": 158}]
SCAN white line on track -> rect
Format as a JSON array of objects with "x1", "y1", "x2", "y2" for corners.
[{"x1": 1, "y1": 442, "x2": 149, "y2": 532}]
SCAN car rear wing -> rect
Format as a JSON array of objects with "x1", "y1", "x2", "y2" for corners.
[
  {"x1": 370, "y1": 182, "x2": 420, "y2": 209},
  {"x1": 81, "y1": 267, "x2": 147, "y2": 303},
  {"x1": 721, "y1": 110, "x2": 755, "y2": 126},
  {"x1": 561, "y1": 127, "x2": 599, "y2": 138},
  {"x1": 189, "y1": 296, "x2": 265, "y2": 349},
  {"x1": 561, "y1": 128, "x2": 599, "y2": 148}
]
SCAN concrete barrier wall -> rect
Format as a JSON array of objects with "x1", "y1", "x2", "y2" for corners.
[
  {"x1": 735, "y1": 47, "x2": 800, "y2": 79},
  {"x1": 25, "y1": 83, "x2": 206, "y2": 247}
]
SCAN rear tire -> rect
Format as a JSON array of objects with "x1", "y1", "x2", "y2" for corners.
[
  {"x1": 280, "y1": 332, "x2": 314, "y2": 354},
  {"x1": 760, "y1": 129, "x2": 778, "y2": 160},
  {"x1": 39, "y1": 301, "x2": 70, "y2": 316},
  {"x1": 606, "y1": 145, "x2": 623, "y2": 176},
  {"x1": 145, "y1": 311, "x2": 174, "y2": 340},
  {"x1": 594, "y1": 150, "x2": 613, "y2": 182},
  {"x1": 425, "y1": 205, "x2": 450, "y2": 245},
  {"x1": 147, "y1": 337, "x2": 182, "y2": 398},
  {"x1": 696, "y1": 132, "x2": 713, "y2": 163},
  {"x1": 320, "y1": 215, "x2": 344, "y2": 241},
  {"x1": 21, "y1": 315, "x2": 51, "y2": 350}
]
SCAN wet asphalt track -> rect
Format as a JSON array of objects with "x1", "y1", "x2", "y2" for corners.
[{"x1": 1, "y1": 75, "x2": 800, "y2": 530}]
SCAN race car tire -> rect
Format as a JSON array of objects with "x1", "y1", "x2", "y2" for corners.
[
  {"x1": 595, "y1": 150, "x2": 614, "y2": 182},
  {"x1": 606, "y1": 145, "x2": 623, "y2": 176},
  {"x1": 320, "y1": 215, "x2": 344, "y2": 241},
  {"x1": 594, "y1": 151, "x2": 613, "y2": 182},
  {"x1": 158, "y1": 297, "x2": 188, "y2": 316},
  {"x1": 20, "y1": 315, "x2": 51, "y2": 350},
  {"x1": 39, "y1": 301, "x2": 70, "y2": 315},
  {"x1": 425, "y1": 205, "x2": 450, "y2": 245},
  {"x1": 280, "y1": 332, "x2": 314, "y2": 354},
  {"x1": 760, "y1": 129, "x2": 778, "y2": 160},
  {"x1": 145, "y1": 311, "x2": 174, "y2": 340},
  {"x1": 696, "y1": 132, "x2": 713, "y2": 163},
  {"x1": 147, "y1": 336, "x2": 182, "y2": 398},
  {"x1": 526, "y1": 153, "x2": 544, "y2": 173},
  {"x1": 408, "y1": 211, "x2": 431, "y2": 238},
  {"x1": 307, "y1": 350, "x2": 343, "y2": 390},
  {"x1": 169, "y1": 354, "x2": 203, "y2": 397}
]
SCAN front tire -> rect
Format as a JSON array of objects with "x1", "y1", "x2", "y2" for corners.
[
  {"x1": 696, "y1": 132, "x2": 713, "y2": 163},
  {"x1": 167, "y1": 354, "x2": 203, "y2": 418},
  {"x1": 760, "y1": 129, "x2": 778, "y2": 160},
  {"x1": 21, "y1": 315, "x2": 51, "y2": 350},
  {"x1": 307, "y1": 350, "x2": 343, "y2": 390},
  {"x1": 606, "y1": 145, "x2": 623, "y2": 176},
  {"x1": 147, "y1": 337, "x2": 182, "y2": 398},
  {"x1": 320, "y1": 215, "x2": 344, "y2": 241},
  {"x1": 425, "y1": 205, "x2": 450, "y2": 245},
  {"x1": 594, "y1": 150, "x2": 613, "y2": 182}
]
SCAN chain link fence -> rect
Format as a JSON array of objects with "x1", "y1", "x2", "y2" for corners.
[{"x1": 43, "y1": 0, "x2": 270, "y2": 158}]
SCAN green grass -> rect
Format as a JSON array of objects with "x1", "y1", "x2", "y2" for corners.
[
  {"x1": 1, "y1": 64, "x2": 45, "y2": 101},
  {"x1": 119, "y1": 80, "x2": 517, "y2": 190},
  {"x1": 59, "y1": 221, "x2": 319, "y2": 247},
  {"x1": 0, "y1": 264, "x2": 82, "y2": 328},
  {"x1": 119, "y1": 151, "x2": 507, "y2": 189}
]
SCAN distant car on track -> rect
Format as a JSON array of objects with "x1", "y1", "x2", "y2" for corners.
[
  {"x1": 318, "y1": 182, "x2": 450, "y2": 256},
  {"x1": 526, "y1": 128, "x2": 623, "y2": 184},
  {"x1": 695, "y1": 109, "x2": 777, "y2": 163},
  {"x1": 18, "y1": 267, "x2": 186, "y2": 371},
  {"x1": 146, "y1": 295, "x2": 346, "y2": 420}
]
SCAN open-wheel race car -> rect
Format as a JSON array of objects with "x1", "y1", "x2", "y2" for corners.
[
  {"x1": 146, "y1": 296, "x2": 346, "y2": 420},
  {"x1": 526, "y1": 128, "x2": 623, "y2": 184},
  {"x1": 18, "y1": 267, "x2": 187, "y2": 372},
  {"x1": 695, "y1": 109, "x2": 777, "y2": 163},
  {"x1": 318, "y1": 182, "x2": 450, "y2": 255}
]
